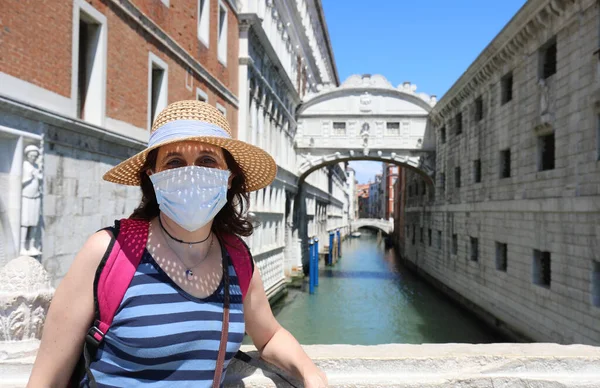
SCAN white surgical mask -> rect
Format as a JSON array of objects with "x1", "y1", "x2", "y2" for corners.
[{"x1": 150, "y1": 166, "x2": 230, "y2": 232}]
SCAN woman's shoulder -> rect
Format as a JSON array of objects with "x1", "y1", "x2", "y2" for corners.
[
  {"x1": 78, "y1": 229, "x2": 115, "y2": 269},
  {"x1": 72, "y1": 220, "x2": 124, "y2": 274}
]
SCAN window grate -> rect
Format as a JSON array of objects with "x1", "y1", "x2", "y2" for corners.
[
  {"x1": 475, "y1": 96, "x2": 484, "y2": 121},
  {"x1": 501, "y1": 72, "x2": 513, "y2": 105},
  {"x1": 538, "y1": 133, "x2": 555, "y2": 171},
  {"x1": 496, "y1": 242, "x2": 508, "y2": 272},
  {"x1": 540, "y1": 38, "x2": 557, "y2": 79},
  {"x1": 533, "y1": 250, "x2": 551, "y2": 287}
]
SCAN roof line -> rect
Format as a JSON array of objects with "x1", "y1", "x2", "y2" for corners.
[{"x1": 314, "y1": 0, "x2": 340, "y2": 86}]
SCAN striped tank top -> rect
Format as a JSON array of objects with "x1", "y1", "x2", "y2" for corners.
[{"x1": 81, "y1": 246, "x2": 245, "y2": 387}]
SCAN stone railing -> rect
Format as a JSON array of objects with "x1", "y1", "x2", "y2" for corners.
[
  {"x1": 225, "y1": 344, "x2": 600, "y2": 387},
  {"x1": 3, "y1": 343, "x2": 600, "y2": 387}
]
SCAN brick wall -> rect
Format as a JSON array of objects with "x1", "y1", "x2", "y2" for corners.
[
  {"x1": 130, "y1": 0, "x2": 238, "y2": 91},
  {"x1": 0, "y1": 0, "x2": 73, "y2": 97},
  {"x1": 0, "y1": 0, "x2": 238, "y2": 133}
]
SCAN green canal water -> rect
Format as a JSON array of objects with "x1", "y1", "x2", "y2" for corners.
[{"x1": 253, "y1": 231, "x2": 504, "y2": 345}]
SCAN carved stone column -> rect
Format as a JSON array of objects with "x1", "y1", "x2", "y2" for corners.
[{"x1": 0, "y1": 255, "x2": 54, "y2": 343}]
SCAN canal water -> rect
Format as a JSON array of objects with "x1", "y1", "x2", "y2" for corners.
[{"x1": 260, "y1": 231, "x2": 504, "y2": 345}]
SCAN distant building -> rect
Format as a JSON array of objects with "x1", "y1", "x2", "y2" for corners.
[
  {"x1": 356, "y1": 184, "x2": 370, "y2": 218},
  {"x1": 368, "y1": 174, "x2": 383, "y2": 218},
  {"x1": 382, "y1": 164, "x2": 399, "y2": 219},
  {"x1": 346, "y1": 166, "x2": 358, "y2": 221}
]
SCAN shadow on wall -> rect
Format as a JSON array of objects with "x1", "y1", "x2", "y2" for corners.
[{"x1": 0, "y1": 196, "x2": 17, "y2": 267}]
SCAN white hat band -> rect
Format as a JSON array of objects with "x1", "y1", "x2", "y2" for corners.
[{"x1": 148, "y1": 120, "x2": 232, "y2": 148}]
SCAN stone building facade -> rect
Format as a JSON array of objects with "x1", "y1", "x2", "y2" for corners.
[
  {"x1": 236, "y1": 0, "x2": 346, "y2": 292},
  {"x1": 397, "y1": 0, "x2": 600, "y2": 344},
  {"x1": 0, "y1": 0, "x2": 240, "y2": 282},
  {"x1": 383, "y1": 164, "x2": 399, "y2": 219}
]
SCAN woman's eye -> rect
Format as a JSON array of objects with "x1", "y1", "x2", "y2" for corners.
[
  {"x1": 166, "y1": 159, "x2": 184, "y2": 168},
  {"x1": 198, "y1": 156, "x2": 217, "y2": 166}
]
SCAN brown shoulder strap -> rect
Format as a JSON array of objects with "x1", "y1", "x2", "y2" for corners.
[{"x1": 212, "y1": 244, "x2": 231, "y2": 388}]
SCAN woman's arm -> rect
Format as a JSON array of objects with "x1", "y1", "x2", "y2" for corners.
[
  {"x1": 243, "y1": 268, "x2": 327, "y2": 388},
  {"x1": 27, "y1": 230, "x2": 113, "y2": 388}
]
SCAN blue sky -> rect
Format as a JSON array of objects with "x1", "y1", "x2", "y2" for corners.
[{"x1": 320, "y1": 0, "x2": 527, "y2": 183}]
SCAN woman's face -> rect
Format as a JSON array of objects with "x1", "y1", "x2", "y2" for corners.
[{"x1": 153, "y1": 141, "x2": 228, "y2": 174}]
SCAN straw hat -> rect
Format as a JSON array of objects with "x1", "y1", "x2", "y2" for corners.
[{"x1": 103, "y1": 100, "x2": 277, "y2": 191}]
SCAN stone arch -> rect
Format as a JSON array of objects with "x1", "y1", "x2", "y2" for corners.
[
  {"x1": 356, "y1": 225, "x2": 390, "y2": 235},
  {"x1": 293, "y1": 154, "x2": 434, "y2": 275},
  {"x1": 297, "y1": 153, "x2": 435, "y2": 190}
]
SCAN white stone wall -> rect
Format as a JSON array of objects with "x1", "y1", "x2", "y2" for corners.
[
  {"x1": 238, "y1": 0, "x2": 345, "y2": 287},
  {"x1": 402, "y1": 0, "x2": 600, "y2": 344},
  {"x1": 0, "y1": 100, "x2": 144, "y2": 286}
]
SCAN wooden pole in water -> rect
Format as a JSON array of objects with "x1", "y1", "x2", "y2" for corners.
[
  {"x1": 309, "y1": 238, "x2": 315, "y2": 294},
  {"x1": 337, "y1": 229, "x2": 342, "y2": 259},
  {"x1": 314, "y1": 238, "x2": 319, "y2": 287},
  {"x1": 328, "y1": 232, "x2": 334, "y2": 266}
]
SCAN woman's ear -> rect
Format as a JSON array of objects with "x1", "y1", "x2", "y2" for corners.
[{"x1": 146, "y1": 169, "x2": 154, "y2": 177}]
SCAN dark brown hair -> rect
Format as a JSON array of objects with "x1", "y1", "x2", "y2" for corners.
[{"x1": 130, "y1": 148, "x2": 254, "y2": 237}]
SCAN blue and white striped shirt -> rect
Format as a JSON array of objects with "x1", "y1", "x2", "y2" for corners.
[{"x1": 81, "y1": 249, "x2": 245, "y2": 387}]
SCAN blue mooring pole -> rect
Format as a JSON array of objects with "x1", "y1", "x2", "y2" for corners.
[
  {"x1": 328, "y1": 232, "x2": 334, "y2": 266},
  {"x1": 337, "y1": 229, "x2": 341, "y2": 258},
  {"x1": 309, "y1": 238, "x2": 315, "y2": 294},
  {"x1": 314, "y1": 238, "x2": 319, "y2": 287}
]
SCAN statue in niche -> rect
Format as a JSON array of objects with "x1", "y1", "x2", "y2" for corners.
[
  {"x1": 361, "y1": 124, "x2": 371, "y2": 148},
  {"x1": 21, "y1": 145, "x2": 42, "y2": 256},
  {"x1": 360, "y1": 122, "x2": 370, "y2": 143},
  {"x1": 361, "y1": 123, "x2": 370, "y2": 155},
  {"x1": 538, "y1": 78, "x2": 550, "y2": 122}
]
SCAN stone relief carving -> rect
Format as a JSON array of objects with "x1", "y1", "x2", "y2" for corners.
[
  {"x1": 359, "y1": 92, "x2": 372, "y2": 113},
  {"x1": 21, "y1": 145, "x2": 43, "y2": 256},
  {"x1": 0, "y1": 255, "x2": 54, "y2": 342}
]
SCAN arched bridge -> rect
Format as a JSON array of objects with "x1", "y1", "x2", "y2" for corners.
[
  {"x1": 351, "y1": 218, "x2": 394, "y2": 234},
  {"x1": 295, "y1": 74, "x2": 437, "y2": 183}
]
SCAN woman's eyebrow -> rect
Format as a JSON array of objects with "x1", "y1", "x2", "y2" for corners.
[
  {"x1": 197, "y1": 149, "x2": 219, "y2": 157},
  {"x1": 164, "y1": 151, "x2": 184, "y2": 159}
]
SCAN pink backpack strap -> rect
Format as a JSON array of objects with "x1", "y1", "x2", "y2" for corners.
[
  {"x1": 219, "y1": 233, "x2": 254, "y2": 301},
  {"x1": 86, "y1": 218, "x2": 149, "y2": 347}
]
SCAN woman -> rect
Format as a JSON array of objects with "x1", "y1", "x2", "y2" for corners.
[{"x1": 28, "y1": 101, "x2": 328, "y2": 387}]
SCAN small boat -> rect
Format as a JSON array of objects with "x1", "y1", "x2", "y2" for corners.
[{"x1": 350, "y1": 231, "x2": 362, "y2": 238}]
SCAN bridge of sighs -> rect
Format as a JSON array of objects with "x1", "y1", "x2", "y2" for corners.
[{"x1": 292, "y1": 74, "x2": 438, "y2": 268}]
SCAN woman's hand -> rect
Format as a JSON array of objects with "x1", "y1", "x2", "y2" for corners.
[
  {"x1": 244, "y1": 269, "x2": 328, "y2": 387},
  {"x1": 303, "y1": 366, "x2": 328, "y2": 388}
]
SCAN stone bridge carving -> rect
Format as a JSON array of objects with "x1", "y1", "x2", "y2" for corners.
[
  {"x1": 295, "y1": 74, "x2": 437, "y2": 181},
  {"x1": 352, "y1": 218, "x2": 393, "y2": 234}
]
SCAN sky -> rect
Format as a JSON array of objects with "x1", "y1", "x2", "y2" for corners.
[{"x1": 320, "y1": 0, "x2": 527, "y2": 183}]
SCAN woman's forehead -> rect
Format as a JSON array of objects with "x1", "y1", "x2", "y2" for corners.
[{"x1": 157, "y1": 141, "x2": 225, "y2": 158}]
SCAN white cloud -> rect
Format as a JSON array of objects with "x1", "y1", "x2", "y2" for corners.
[{"x1": 348, "y1": 161, "x2": 383, "y2": 184}]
